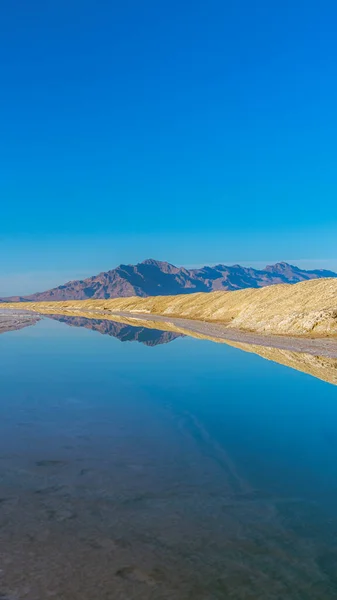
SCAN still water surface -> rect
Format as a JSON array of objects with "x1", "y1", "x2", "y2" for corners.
[{"x1": 0, "y1": 316, "x2": 337, "y2": 599}]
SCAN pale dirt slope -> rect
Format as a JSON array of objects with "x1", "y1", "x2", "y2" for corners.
[{"x1": 1, "y1": 278, "x2": 337, "y2": 337}]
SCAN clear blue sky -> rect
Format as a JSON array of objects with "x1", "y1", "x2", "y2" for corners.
[{"x1": 1, "y1": 0, "x2": 337, "y2": 294}]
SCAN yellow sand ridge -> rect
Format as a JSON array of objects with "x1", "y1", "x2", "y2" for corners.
[{"x1": 1, "y1": 278, "x2": 337, "y2": 336}]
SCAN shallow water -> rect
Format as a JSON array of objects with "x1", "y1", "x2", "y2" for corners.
[{"x1": 0, "y1": 316, "x2": 337, "y2": 599}]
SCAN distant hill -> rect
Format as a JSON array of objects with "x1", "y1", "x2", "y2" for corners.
[{"x1": 1, "y1": 259, "x2": 337, "y2": 302}]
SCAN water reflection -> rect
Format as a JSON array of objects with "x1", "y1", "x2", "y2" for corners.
[
  {"x1": 47, "y1": 314, "x2": 184, "y2": 346},
  {"x1": 46, "y1": 314, "x2": 337, "y2": 385},
  {"x1": 0, "y1": 317, "x2": 337, "y2": 599},
  {"x1": 4, "y1": 311, "x2": 337, "y2": 384},
  {"x1": 226, "y1": 340, "x2": 337, "y2": 386}
]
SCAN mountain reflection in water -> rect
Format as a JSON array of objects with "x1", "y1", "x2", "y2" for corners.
[{"x1": 47, "y1": 315, "x2": 185, "y2": 346}]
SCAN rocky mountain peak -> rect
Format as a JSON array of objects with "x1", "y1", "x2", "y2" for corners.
[{"x1": 1, "y1": 260, "x2": 336, "y2": 302}]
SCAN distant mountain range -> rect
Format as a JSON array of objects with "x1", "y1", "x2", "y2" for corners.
[
  {"x1": 2, "y1": 259, "x2": 337, "y2": 302},
  {"x1": 48, "y1": 315, "x2": 184, "y2": 346}
]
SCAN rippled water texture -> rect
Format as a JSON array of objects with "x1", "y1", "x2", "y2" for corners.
[{"x1": 0, "y1": 316, "x2": 337, "y2": 599}]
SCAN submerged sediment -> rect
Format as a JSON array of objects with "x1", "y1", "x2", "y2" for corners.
[{"x1": 0, "y1": 310, "x2": 40, "y2": 334}]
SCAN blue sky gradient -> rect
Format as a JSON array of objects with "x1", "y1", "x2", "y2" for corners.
[{"x1": 1, "y1": 1, "x2": 337, "y2": 294}]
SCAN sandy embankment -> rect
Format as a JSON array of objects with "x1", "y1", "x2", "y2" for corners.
[{"x1": 1, "y1": 278, "x2": 337, "y2": 336}]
